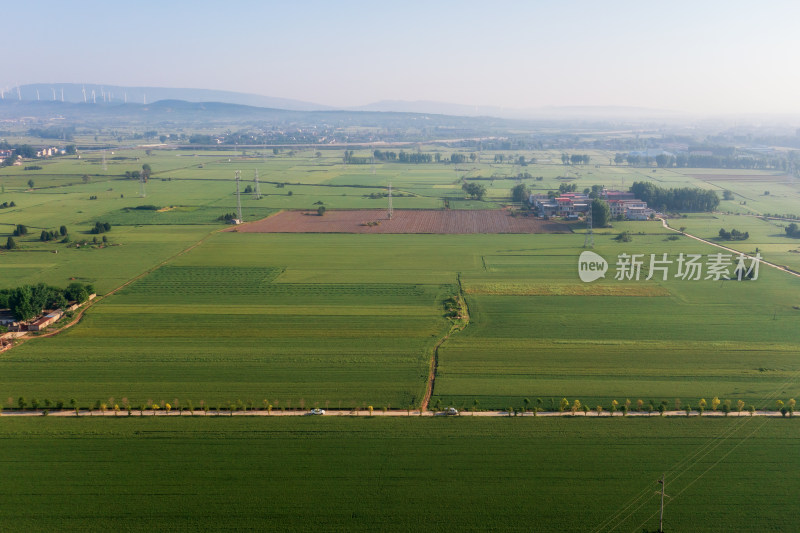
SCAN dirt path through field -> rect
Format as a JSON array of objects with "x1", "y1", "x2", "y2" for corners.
[
  {"x1": 659, "y1": 217, "x2": 800, "y2": 279},
  {"x1": 421, "y1": 276, "x2": 470, "y2": 411}
]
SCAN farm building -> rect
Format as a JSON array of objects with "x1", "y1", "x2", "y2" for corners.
[
  {"x1": 628, "y1": 148, "x2": 674, "y2": 159},
  {"x1": 0, "y1": 309, "x2": 16, "y2": 327},
  {"x1": 65, "y1": 294, "x2": 94, "y2": 312},
  {"x1": 607, "y1": 199, "x2": 651, "y2": 218},
  {"x1": 530, "y1": 193, "x2": 590, "y2": 218},
  {"x1": 28, "y1": 310, "x2": 64, "y2": 332},
  {"x1": 601, "y1": 189, "x2": 637, "y2": 202},
  {"x1": 601, "y1": 190, "x2": 656, "y2": 219}
]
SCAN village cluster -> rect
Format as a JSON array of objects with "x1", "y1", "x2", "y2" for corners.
[{"x1": 530, "y1": 188, "x2": 656, "y2": 220}]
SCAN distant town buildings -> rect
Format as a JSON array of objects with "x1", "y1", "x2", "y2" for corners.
[
  {"x1": 628, "y1": 148, "x2": 674, "y2": 159},
  {"x1": 36, "y1": 147, "x2": 64, "y2": 158}
]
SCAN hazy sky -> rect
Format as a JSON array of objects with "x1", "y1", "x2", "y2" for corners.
[{"x1": 6, "y1": 0, "x2": 800, "y2": 114}]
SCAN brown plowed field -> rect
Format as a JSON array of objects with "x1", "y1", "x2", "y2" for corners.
[{"x1": 234, "y1": 210, "x2": 569, "y2": 234}]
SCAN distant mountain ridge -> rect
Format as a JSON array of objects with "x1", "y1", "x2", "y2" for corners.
[
  {"x1": 9, "y1": 83, "x2": 681, "y2": 120},
  {"x1": 355, "y1": 100, "x2": 681, "y2": 119},
  {"x1": 0, "y1": 99, "x2": 541, "y2": 131},
  {"x1": 12, "y1": 83, "x2": 331, "y2": 111}
]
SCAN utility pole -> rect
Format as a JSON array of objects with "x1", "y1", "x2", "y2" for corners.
[
  {"x1": 658, "y1": 474, "x2": 666, "y2": 533},
  {"x1": 583, "y1": 199, "x2": 594, "y2": 248},
  {"x1": 253, "y1": 169, "x2": 262, "y2": 200},
  {"x1": 235, "y1": 170, "x2": 243, "y2": 223},
  {"x1": 387, "y1": 181, "x2": 393, "y2": 220}
]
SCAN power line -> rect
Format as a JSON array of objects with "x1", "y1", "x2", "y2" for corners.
[{"x1": 597, "y1": 367, "x2": 800, "y2": 532}]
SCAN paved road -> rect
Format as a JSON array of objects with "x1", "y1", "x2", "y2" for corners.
[{"x1": 0, "y1": 409, "x2": 786, "y2": 418}]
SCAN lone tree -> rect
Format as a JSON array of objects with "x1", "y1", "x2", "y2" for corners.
[
  {"x1": 5, "y1": 236, "x2": 16, "y2": 250},
  {"x1": 591, "y1": 198, "x2": 611, "y2": 227},
  {"x1": 462, "y1": 182, "x2": 487, "y2": 200},
  {"x1": 317, "y1": 205, "x2": 326, "y2": 216},
  {"x1": 511, "y1": 183, "x2": 531, "y2": 203},
  {"x1": 559, "y1": 398, "x2": 569, "y2": 412}
]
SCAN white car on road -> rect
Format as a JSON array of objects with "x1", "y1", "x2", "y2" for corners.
[{"x1": 308, "y1": 408, "x2": 325, "y2": 415}]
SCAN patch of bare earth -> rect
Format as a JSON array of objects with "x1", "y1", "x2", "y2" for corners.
[{"x1": 233, "y1": 209, "x2": 570, "y2": 234}]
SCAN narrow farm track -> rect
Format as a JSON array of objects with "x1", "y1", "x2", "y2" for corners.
[
  {"x1": 659, "y1": 217, "x2": 800, "y2": 279},
  {"x1": 7, "y1": 227, "x2": 225, "y2": 347},
  {"x1": 421, "y1": 275, "x2": 470, "y2": 411}
]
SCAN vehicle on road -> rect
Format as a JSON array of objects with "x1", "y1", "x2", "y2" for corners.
[
  {"x1": 444, "y1": 407, "x2": 458, "y2": 416},
  {"x1": 308, "y1": 408, "x2": 325, "y2": 415}
]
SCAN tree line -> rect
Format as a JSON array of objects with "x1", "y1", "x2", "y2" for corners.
[
  {"x1": 372, "y1": 150, "x2": 434, "y2": 163},
  {"x1": 629, "y1": 181, "x2": 719, "y2": 212},
  {"x1": 718, "y1": 228, "x2": 749, "y2": 241},
  {"x1": 5, "y1": 395, "x2": 788, "y2": 417},
  {"x1": 40, "y1": 227, "x2": 65, "y2": 242},
  {"x1": 561, "y1": 154, "x2": 590, "y2": 165},
  {"x1": 785, "y1": 223, "x2": 800, "y2": 238},
  {"x1": 617, "y1": 152, "x2": 789, "y2": 170},
  {"x1": 462, "y1": 183, "x2": 486, "y2": 200},
  {"x1": 90, "y1": 222, "x2": 112, "y2": 235},
  {"x1": 0, "y1": 282, "x2": 94, "y2": 321},
  {"x1": 367, "y1": 150, "x2": 478, "y2": 165}
]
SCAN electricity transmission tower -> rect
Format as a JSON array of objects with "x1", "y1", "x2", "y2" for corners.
[
  {"x1": 583, "y1": 200, "x2": 594, "y2": 248},
  {"x1": 139, "y1": 174, "x2": 146, "y2": 198},
  {"x1": 657, "y1": 474, "x2": 670, "y2": 533},
  {"x1": 387, "y1": 182, "x2": 393, "y2": 219},
  {"x1": 235, "y1": 170, "x2": 243, "y2": 222},
  {"x1": 253, "y1": 170, "x2": 262, "y2": 200},
  {"x1": 102, "y1": 149, "x2": 107, "y2": 171}
]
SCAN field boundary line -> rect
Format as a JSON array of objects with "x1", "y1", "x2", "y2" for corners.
[{"x1": 421, "y1": 275, "x2": 470, "y2": 411}]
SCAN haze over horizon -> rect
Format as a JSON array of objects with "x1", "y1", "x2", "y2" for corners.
[{"x1": 5, "y1": 0, "x2": 800, "y2": 116}]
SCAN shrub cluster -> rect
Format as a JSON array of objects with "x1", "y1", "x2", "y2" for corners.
[
  {"x1": 718, "y1": 228, "x2": 749, "y2": 240},
  {"x1": 90, "y1": 222, "x2": 112, "y2": 234}
]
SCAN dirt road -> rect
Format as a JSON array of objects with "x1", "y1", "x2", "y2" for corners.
[{"x1": 659, "y1": 217, "x2": 800, "y2": 279}]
